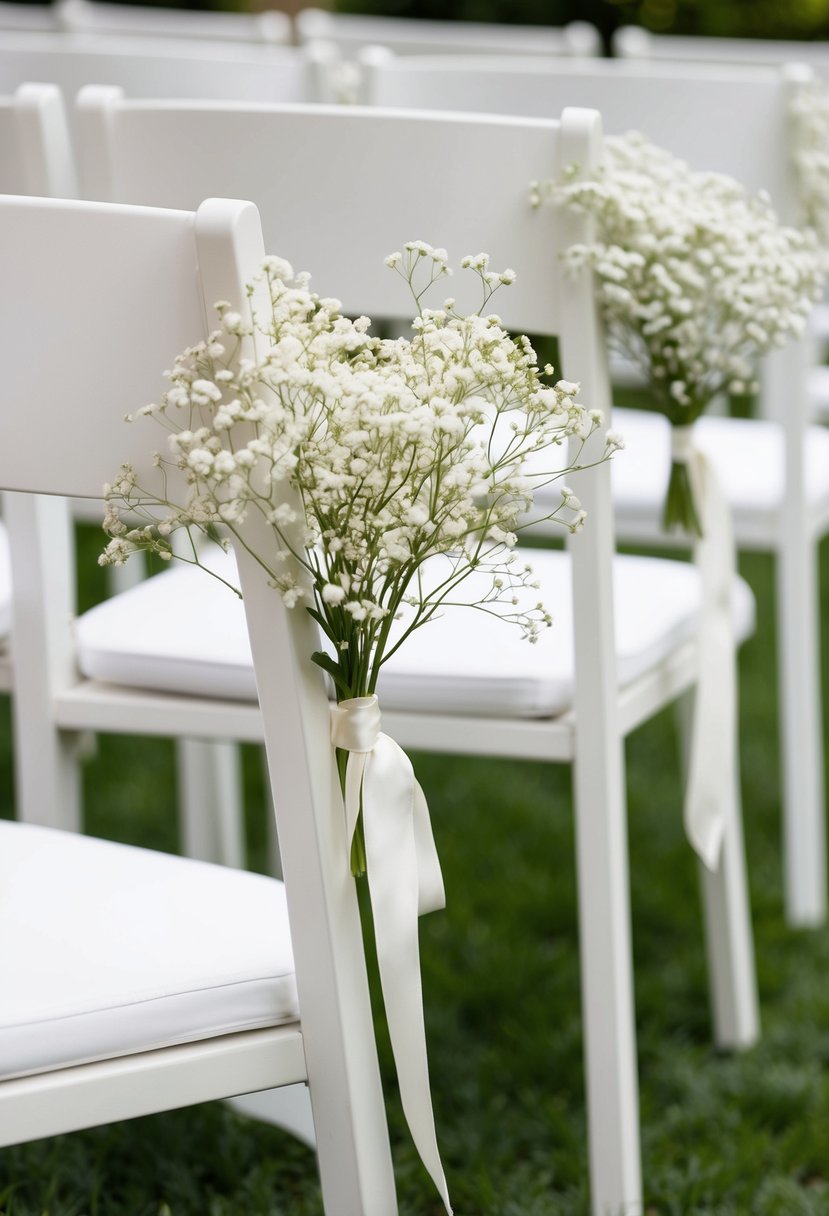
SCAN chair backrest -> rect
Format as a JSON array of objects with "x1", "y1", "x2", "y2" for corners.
[
  {"x1": 0, "y1": 81, "x2": 75, "y2": 195},
  {"x1": 360, "y1": 53, "x2": 806, "y2": 221},
  {"x1": 0, "y1": 192, "x2": 392, "y2": 1198},
  {"x1": 614, "y1": 24, "x2": 829, "y2": 78},
  {"x1": 295, "y1": 7, "x2": 601, "y2": 58},
  {"x1": 57, "y1": 0, "x2": 291, "y2": 45},
  {"x1": 0, "y1": 31, "x2": 330, "y2": 119},
  {"x1": 74, "y1": 93, "x2": 620, "y2": 817}
]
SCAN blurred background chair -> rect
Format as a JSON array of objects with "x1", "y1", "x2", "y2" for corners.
[
  {"x1": 0, "y1": 191, "x2": 393, "y2": 1214},
  {"x1": 357, "y1": 51, "x2": 829, "y2": 930},
  {"x1": 56, "y1": 0, "x2": 291, "y2": 44},
  {"x1": 294, "y1": 7, "x2": 600, "y2": 57},
  {"x1": 73, "y1": 92, "x2": 763, "y2": 1215}
]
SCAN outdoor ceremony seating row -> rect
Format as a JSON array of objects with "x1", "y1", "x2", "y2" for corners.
[
  {"x1": 3, "y1": 85, "x2": 763, "y2": 1214},
  {"x1": 359, "y1": 50, "x2": 829, "y2": 930}
]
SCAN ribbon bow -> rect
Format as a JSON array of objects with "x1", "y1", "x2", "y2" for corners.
[
  {"x1": 671, "y1": 425, "x2": 736, "y2": 871},
  {"x1": 331, "y1": 695, "x2": 451, "y2": 1214}
]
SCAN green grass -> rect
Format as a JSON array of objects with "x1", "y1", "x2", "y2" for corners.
[{"x1": 1, "y1": 530, "x2": 829, "y2": 1215}]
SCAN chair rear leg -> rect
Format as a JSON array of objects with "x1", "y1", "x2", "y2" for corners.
[
  {"x1": 177, "y1": 739, "x2": 246, "y2": 868},
  {"x1": 776, "y1": 536, "x2": 826, "y2": 927}
]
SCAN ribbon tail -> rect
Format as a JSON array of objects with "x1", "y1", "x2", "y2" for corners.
[
  {"x1": 413, "y1": 776, "x2": 446, "y2": 916},
  {"x1": 685, "y1": 450, "x2": 736, "y2": 872},
  {"x1": 362, "y1": 734, "x2": 452, "y2": 1215}
]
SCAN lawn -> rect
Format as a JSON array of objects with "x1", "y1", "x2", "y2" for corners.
[{"x1": 1, "y1": 529, "x2": 829, "y2": 1215}]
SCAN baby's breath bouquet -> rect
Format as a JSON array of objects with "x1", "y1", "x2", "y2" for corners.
[
  {"x1": 101, "y1": 243, "x2": 612, "y2": 872},
  {"x1": 101, "y1": 243, "x2": 613, "y2": 1210},
  {"x1": 539, "y1": 132, "x2": 824, "y2": 535}
]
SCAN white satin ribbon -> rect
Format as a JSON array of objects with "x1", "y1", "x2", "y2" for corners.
[
  {"x1": 331, "y1": 695, "x2": 451, "y2": 1214},
  {"x1": 671, "y1": 424, "x2": 735, "y2": 871}
]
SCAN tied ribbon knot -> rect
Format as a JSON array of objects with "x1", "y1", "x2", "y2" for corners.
[
  {"x1": 331, "y1": 695, "x2": 451, "y2": 1214},
  {"x1": 671, "y1": 424, "x2": 736, "y2": 871}
]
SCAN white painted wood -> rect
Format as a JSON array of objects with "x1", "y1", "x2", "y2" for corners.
[
  {"x1": 0, "y1": 1025, "x2": 307, "y2": 1147},
  {"x1": 296, "y1": 7, "x2": 600, "y2": 57},
  {"x1": 0, "y1": 194, "x2": 397, "y2": 1211},
  {"x1": 361, "y1": 53, "x2": 823, "y2": 928}
]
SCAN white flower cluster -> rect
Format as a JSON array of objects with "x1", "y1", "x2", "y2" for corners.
[
  {"x1": 790, "y1": 81, "x2": 829, "y2": 244},
  {"x1": 102, "y1": 243, "x2": 611, "y2": 697},
  {"x1": 540, "y1": 132, "x2": 824, "y2": 421}
]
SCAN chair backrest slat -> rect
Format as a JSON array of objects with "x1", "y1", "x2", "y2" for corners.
[{"x1": 78, "y1": 96, "x2": 564, "y2": 336}]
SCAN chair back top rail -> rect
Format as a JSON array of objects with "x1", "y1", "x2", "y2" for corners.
[{"x1": 295, "y1": 8, "x2": 601, "y2": 57}]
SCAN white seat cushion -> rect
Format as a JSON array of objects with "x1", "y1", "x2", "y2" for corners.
[
  {"x1": 0, "y1": 523, "x2": 10, "y2": 639},
  {"x1": 76, "y1": 545, "x2": 755, "y2": 719},
  {"x1": 607, "y1": 408, "x2": 829, "y2": 537},
  {"x1": 0, "y1": 821, "x2": 298, "y2": 1081}
]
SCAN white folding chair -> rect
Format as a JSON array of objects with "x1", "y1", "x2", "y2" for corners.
[
  {"x1": 57, "y1": 0, "x2": 291, "y2": 45},
  {"x1": 295, "y1": 6, "x2": 601, "y2": 58},
  {"x1": 0, "y1": 190, "x2": 398, "y2": 1214},
  {"x1": 74, "y1": 94, "x2": 761, "y2": 1216},
  {"x1": 359, "y1": 52, "x2": 829, "y2": 930}
]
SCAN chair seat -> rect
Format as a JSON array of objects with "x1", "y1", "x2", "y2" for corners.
[
  {"x1": 0, "y1": 523, "x2": 10, "y2": 639},
  {"x1": 0, "y1": 821, "x2": 298, "y2": 1082},
  {"x1": 606, "y1": 408, "x2": 829, "y2": 537},
  {"x1": 76, "y1": 544, "x2": 755, "y2": 720}
]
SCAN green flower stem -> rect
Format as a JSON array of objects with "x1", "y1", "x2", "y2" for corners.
[
  {"x1": 336, "y1": 739, "x2": 367, "y2": 879},
  {"x1": 663, "y1": 459, "x2": 703, "y2": 538}
]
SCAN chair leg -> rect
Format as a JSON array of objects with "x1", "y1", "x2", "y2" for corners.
[
  {"x1": 572, "y1": 734, "x2": 642, "y2": 1216},
  {"x1": 227, "y1": 1083, "x2": 316, "y2": 1148},
  {"x1": 776, "y1": 536, "x2": 826, "y2": 927},
  {"x1": 676, "y1": 685, "x2": 760, "y2": 1047},
  {"x1": 177, "y1": 739, "x2": 246, "y2": 868}
]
